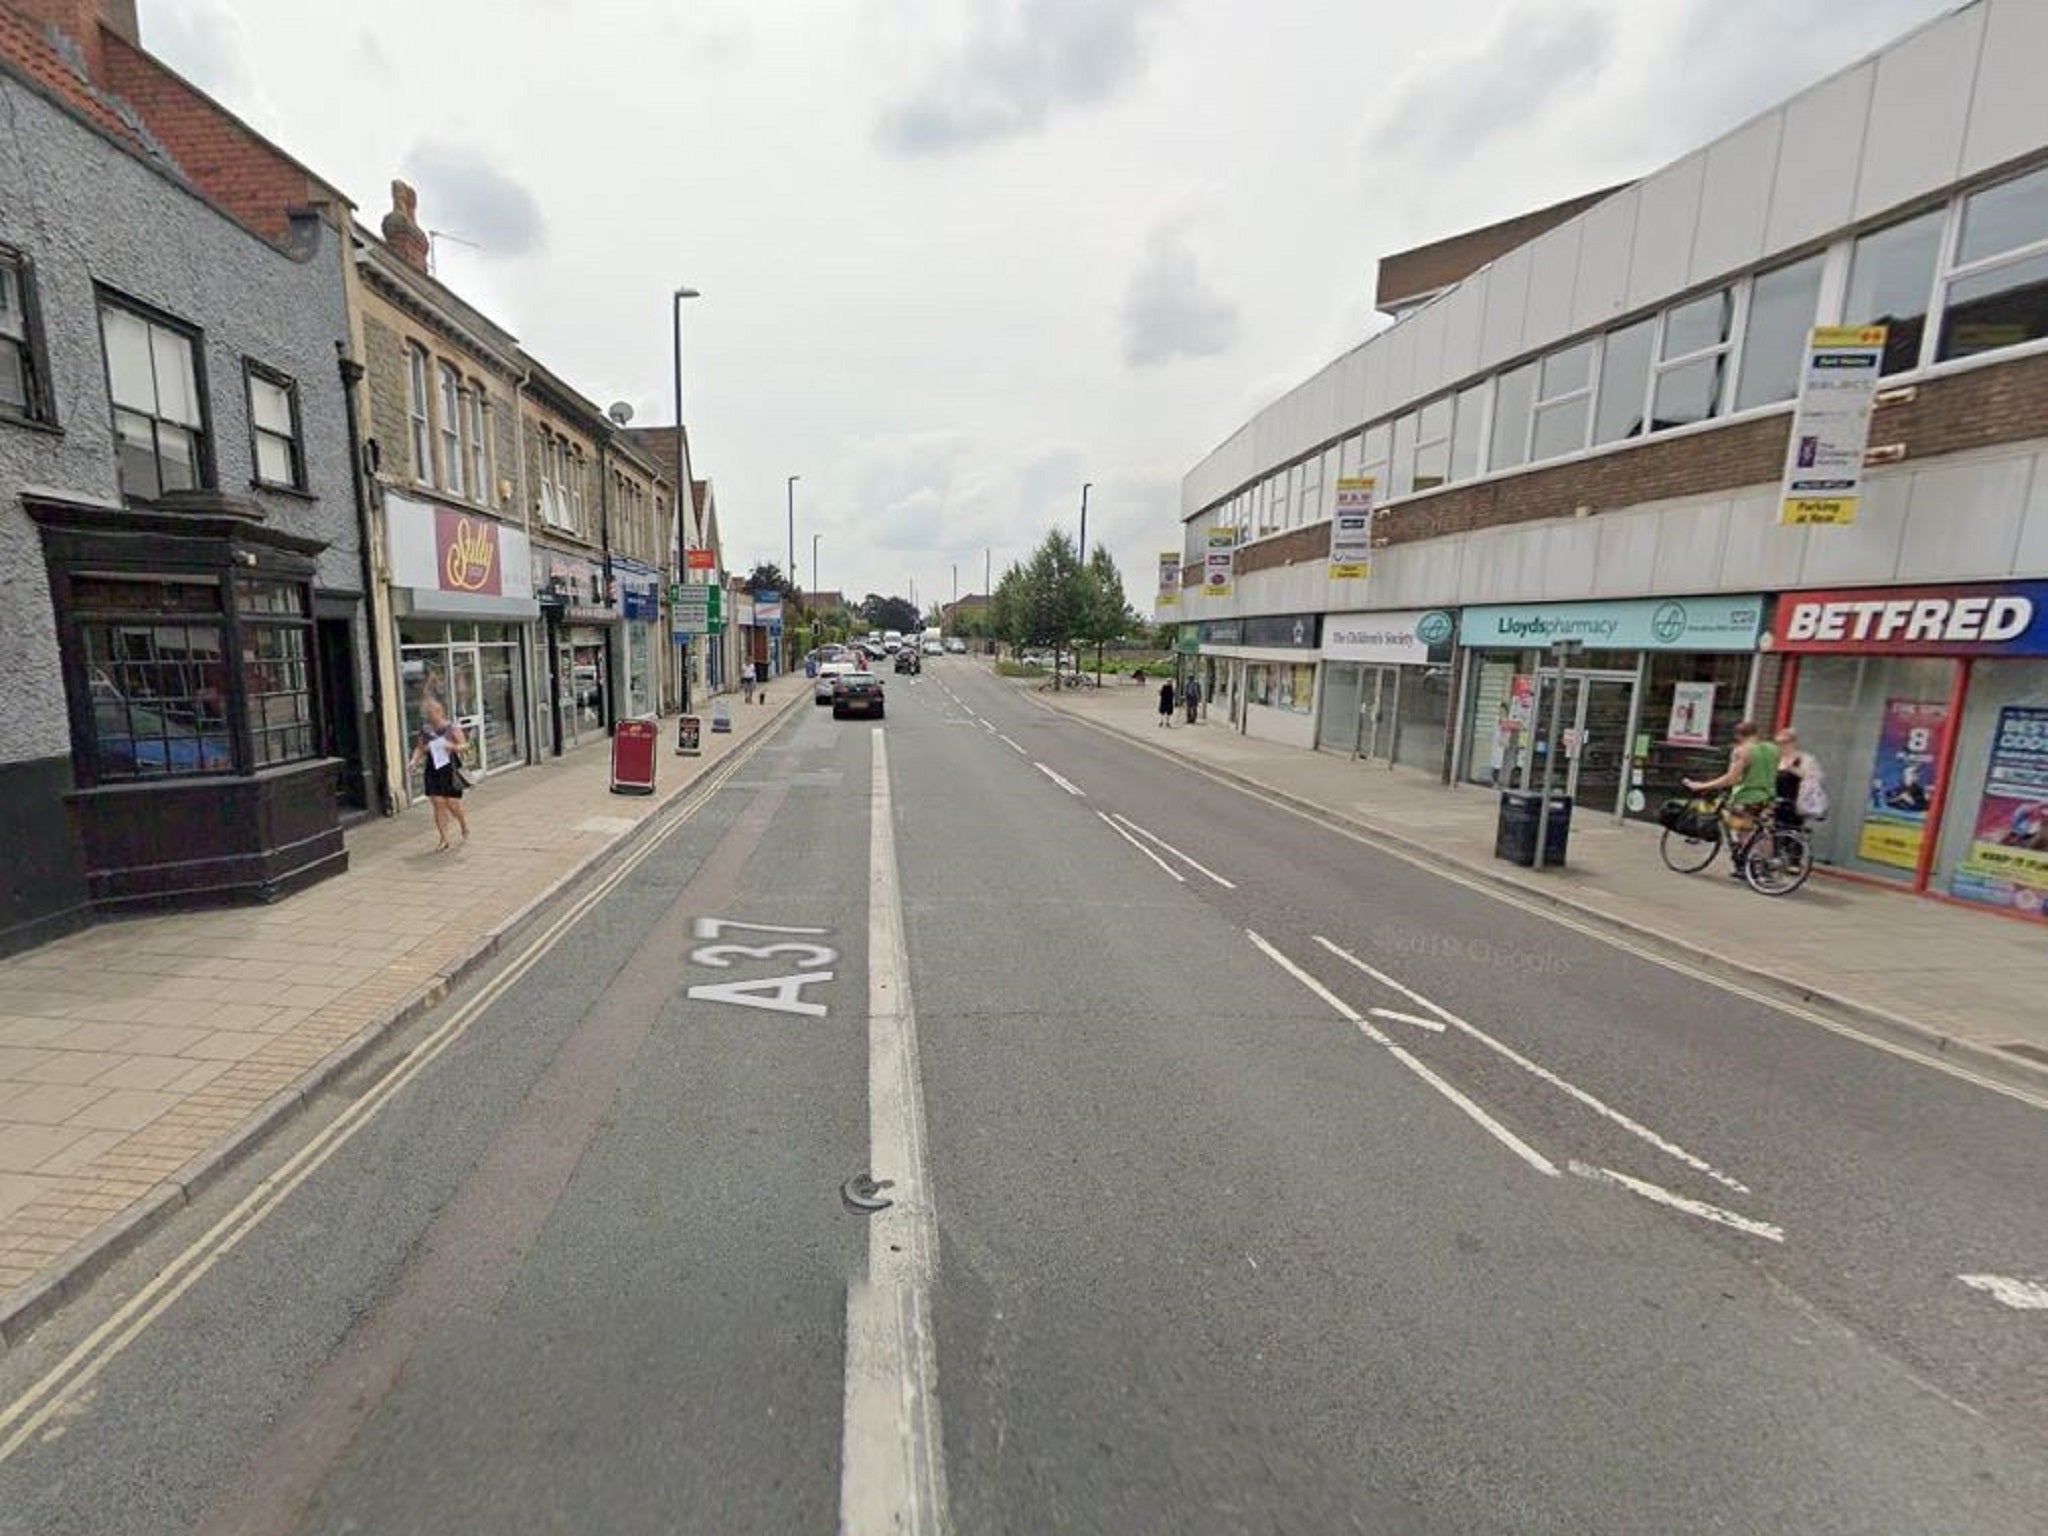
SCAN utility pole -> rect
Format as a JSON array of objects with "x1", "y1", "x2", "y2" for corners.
[
  {"x1": 671, "y1": 286, "x2": 699, "y2": 715},
  {"x1": 785, "y1": 474, "x2": 799, "y2": 676}
]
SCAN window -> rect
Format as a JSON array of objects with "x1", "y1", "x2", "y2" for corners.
[
  {"x1": 437, "y1": 363, "x2": 464, "y2": 496},
  {"x1": 1297, "y1": 453, "x2": 1323, "y2": 525},
  {"x1": 1390, "y1": 410, "x2": 1417, "y2": 496},
  {"x1": 72, "y1": 575, "x2": 233, "y2": 781},
  {"x1": 406, "y1": 344, "x2": 432, "y2": 482},
  {"x1": 1, "y1": 252, "x2": 50, "y2": 424},
  {"x1": 1449, "y1": 382, "x2": 1488, "y2": 481},
  {"x1": 1650, "y1": 288, "x2": 1732, "y2": 431},
  {"x1": 237, "y1": 578, "x2": 315, "y2": 767},
  {"x1": 1593, "y1": 317, "x2": 1655, "y2": 444},
  {"x1": 1530, "y1": 341, "x2": 1594, "y2": 460},
  {"x1": 1357, "y1": 422, "x2": 1391, "y2": 496},
  {"x1": 1937, "y1": 165, "x2": 2048, "y2": 363},
  {"x1": 1846, "y1": 208, "x2": 1943, "y2": 374},
  {"x1": 1735, "y1": 254, "x2": 1825, "y2": 410},
  {"x1": 1411, "y1": 395, "x2": 1453, "y2": 491},
  {"x1": 244, "y1": 363, "x2": 303, "y2": 489},
  {"x1": 467, "y1": 382, "x2": 490, "y2": 503},
  {"x1": 100, "y1": 298, "x2": 208, "y2": 501},
  {"x1": 1490, "y1": 361, "x2": 1537, "y2": 471},
  {"x1": 569, "y1": 447, "x2": 586, "y2": 533}
]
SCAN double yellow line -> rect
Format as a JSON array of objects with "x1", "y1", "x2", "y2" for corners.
[{"x1": 0, "y1": 734, "x2": 772, "y2": 1464}]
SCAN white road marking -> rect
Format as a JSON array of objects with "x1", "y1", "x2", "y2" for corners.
[
  {"x1": 691, "y1": 940, "x2": 838, "y2": 969},
  {"x1": 1246, "y1": 930, "x2": 1557, "y2": 1178},
  {"x1": 694, "y1": 916, "x2": 830, "y2": 939},
  {"x1": 1957, "y1": 1274, "x2": 2048, "y2": 1310},
  {"x1": 1034, "y1": 763, "x2": 1086, "y2": 797},
  {"x1": 1107, "y1": 813, "x2": 1237, "y2": 888},
  {"x1": 841, "y1": 729, "x2": 950, "y2": 1536},
  {"x1": 981, "y1": 720, "x2": 997, "y2": 734},
  {"x1": 1097, "y1": 812, "x2": 1186, "y2": 883},
  {"x1": 1568, "y1": 1162, "x2": 1784, "y2": 1243},
  {"x1": 685, "y1": 973, "x2": 834, "y2": 1016},
  {"x1": 1369, "y1": 1006, "x2": 1446, "y2": 1034},
  {"x1": 1313, "y1": 936, "x2": 1750, "y2": 1195},
  {"x1": 997, "y1": 734, "x2": 1027, "y2": 755}
]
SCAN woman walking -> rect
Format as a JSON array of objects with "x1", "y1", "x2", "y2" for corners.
[
  {"x1": 409, "y1": 698, "x2": 471, "y2": 851},
  {"x1": 1157, "y1": 676, "x2": 1176, "y2": 728}
]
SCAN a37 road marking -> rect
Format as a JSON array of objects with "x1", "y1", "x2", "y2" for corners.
[{"x1": 1958, "y1": 1273, "x2": 2048, "y2": 1310}]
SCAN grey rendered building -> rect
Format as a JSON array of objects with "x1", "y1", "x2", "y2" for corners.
[{"x1": 0, "y1": 4, "x2": 374, "y2": 954}]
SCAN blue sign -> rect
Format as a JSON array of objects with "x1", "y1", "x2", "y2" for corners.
[{"x1": 1461, "y1": 595, "x2": 1763, "y2": 653}]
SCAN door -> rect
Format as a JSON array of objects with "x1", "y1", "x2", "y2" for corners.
[
  {"x1": 449, "y1": 646, "x2": 485, "y2": 772},
  {"x1": 1360, "y1": 666, "x2": 1400, "y2": 763},
  {"x1": 315, "y1": 618, "x2": 366, "y2": 811},
  {"x1": 1523, "y1": 671, "x2": 1633, "y2": 816},
  {"x1": 1318, "y1": 663, "x2": 1362, "y2": 755}
]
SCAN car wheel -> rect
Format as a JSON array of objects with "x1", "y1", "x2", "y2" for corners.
[{"x1": 874, "y1": 707, "x2": 884, "y2": 719}]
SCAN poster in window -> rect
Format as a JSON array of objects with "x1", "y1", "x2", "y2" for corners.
[
  {"x1": 1950, "y1": 705, "x2": 2048, "y2": 920},
  {"x1": 1857, "y1": 697, "x2": 1949, "y2": 870},
  {"x1": 1330, "y1": 477, "x2": 1375, "y2": 579},
  {"x1": 1779, "y1": 325, "x2": 1887, "y2": 526},
  {"x1": 1664, "y1": 680, "x2": 1716, "y2": 746}
]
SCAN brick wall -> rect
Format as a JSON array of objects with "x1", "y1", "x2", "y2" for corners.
[{"x1": 1237, "y1": 525, "x2": 1330, "y2": 577}]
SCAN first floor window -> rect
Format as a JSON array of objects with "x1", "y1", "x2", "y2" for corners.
[
  {"x1": 100, "y1": 298, "x2": 208, "y2": 500},
  {"x1": 245, "y1": 363, "x2": 304, "y2": 489},
  {"x1": 1, "y1": 252, "x2": 49, "y2": 423}
]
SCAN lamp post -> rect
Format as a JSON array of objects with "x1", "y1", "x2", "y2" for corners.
[
  {"x1": 671, "y1": 286, "x2": 699, "y2": 715},
  {"x1": 811, "y1": 532, "x2": 822, "y2": 597},
  {"x1": 785, "y1": 474, "x2": 800, "y2": 675}
]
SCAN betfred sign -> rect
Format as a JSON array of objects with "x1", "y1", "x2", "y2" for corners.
[{"x1": 1769, "y1": 583, "x2": 2048, "y2": 656}]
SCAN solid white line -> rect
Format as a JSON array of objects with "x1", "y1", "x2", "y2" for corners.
[
  {"x1": 1097, "y1": 812, "x2": 1186, "y2": 883},
  {"x1": 1369, "y1": 1006, "x2": 1446, "y2": 1034},
  {"x1": 1958, "y1": 1273, "x2": 2048, "y2": 1310},
  {"x1": 1568, "y1": 1162, "x2": 1783, "y2": 1243},
  {"x1": 1312, "y1": 936, "x2": 1750, "y2": 1195},
  {"x1": 981, "y1": 719, "x2": 997, "y2": 734},
  {"x1": 1034, "y1": 763, "x2": 1086, "y2": 797},
  {"x1": 841, "y1": 730, "x2": 949, "y2": 1535},
  {"x1": 997, "y1": 734, "x2": 1026, "y2": 755},
  {"x1": 1245, "y1": 930, "x2": 1557, "y2": 1178},
  {"x1": 1107, "y1": 813, "x2": 1237, "y2": 888}
]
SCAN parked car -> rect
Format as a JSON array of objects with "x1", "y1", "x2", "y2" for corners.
[
  {"x1": 832, "y1": 673, "x2": 885, "y2": 719},
  {"x1": 922, "y1": 639, "x2": 943, "y2": 656},
  {"x1": 815, "y1": 661, "x2": 855, "y2": 703},
  {"x1": 944, "y1": 637, "x2": 967, "y2": 654}
]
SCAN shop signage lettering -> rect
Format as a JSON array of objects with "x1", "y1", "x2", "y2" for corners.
[
  {"x1": 755, "y1": 591, "x2": 783, "y2": 625},
  {"x1": 685, "y1": 548, "x2": 717, "y2": 572},
  {"x1": 1462, "y1": 596, "x2": 1762, "y2": 653},
  {"x1": 1779, "y1": 325, "x2": 1888, "y2": 527},
  {"x1": 1323, "y1": 608, "x2": 1451, "y2": 665},
  {"x1": 437, "y1": 511, "x2": 501, "y2": 595},
  {"x1": 1774, "y1": 586, "x2": 2045, "y2": 654},
  {"x1": 1329, "y1": 477, "x2": 1376, "y2": 580}
]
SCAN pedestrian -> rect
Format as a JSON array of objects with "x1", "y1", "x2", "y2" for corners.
[
  {"x1": 1157, "y1": 676, "x2": 1176, "y2": 727},
  {"x1": 1183, "y1": 673, "x2": 1203, "y2": 725},
  {"x1": 408, "y1": 698, "x2": 470, "y2": 852},
  {"x1": 742, "y1": 660, "x2": 757, "y2": 703},
  {"x1": 1684, "y1": 720, "x2": 1779, "y2": 875},
  {"x1": 1774, "y1": 727, "x2": 1828, "y2": 826}
]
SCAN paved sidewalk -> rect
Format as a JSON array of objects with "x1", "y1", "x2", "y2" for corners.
[
  {"x1": 0, "y1": 678, "x2": 807, "y2": 1337},
  {"x1": 1032, "y1": 673, "x2": 2048, "y2": 1086}
]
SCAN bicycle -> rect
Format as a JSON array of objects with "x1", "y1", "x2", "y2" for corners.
[{"x1": 1657, "y1": 793, "x2": 1813, "y2": 896}]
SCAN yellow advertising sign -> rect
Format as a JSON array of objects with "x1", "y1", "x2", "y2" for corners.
[
  {"x1": 1856, "y1": 820, "x2": 1922, "y2": 871},
  {"x1": 1780, "y1": 323, "x2": 1887, "y2": 528},
  {"x1": 1782, "y1": 496, "x2": 1858, "y2": 526}
]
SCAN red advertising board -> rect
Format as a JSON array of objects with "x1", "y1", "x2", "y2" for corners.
[
  {"x1": 685, "y1": 548, "x2": 717, "y2": 571},
  {"x1": 1768, "y1": 581, "x2": 2048, "y2": 655},
  {"x1": 435, "y1": 509, "x2": 503, "y2": 596},
  {"x1": 609, "y1": 719, "x2": 658, "y2": 795}
]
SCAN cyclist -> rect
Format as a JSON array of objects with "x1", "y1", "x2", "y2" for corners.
[{"x1": 1684, "y1": 721, "x2": 1780, "y2": 875}]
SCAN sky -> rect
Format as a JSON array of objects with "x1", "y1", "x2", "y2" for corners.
[{"x1": 142, "y1": 0, "x2": 1956, "y2": 612}]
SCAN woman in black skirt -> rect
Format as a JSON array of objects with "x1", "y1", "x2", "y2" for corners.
[{"x1": 409, "y1": 698, "x2": 471, "y2": 851}]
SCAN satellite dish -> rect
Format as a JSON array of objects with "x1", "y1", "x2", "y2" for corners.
[{"x1": 607, "y1": 401, "x2": 634, "y2": 426}]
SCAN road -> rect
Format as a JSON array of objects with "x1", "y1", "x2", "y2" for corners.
[{"x1": 3, "y1": 656, "x2": 2047, "y2": 1535}]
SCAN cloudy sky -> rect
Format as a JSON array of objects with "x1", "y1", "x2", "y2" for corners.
[{"x1": 144, "y1": 0, "x2": 1953, "y2": 611}]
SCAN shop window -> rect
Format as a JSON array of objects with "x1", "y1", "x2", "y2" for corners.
[
  {"x1": 244, "y1": 362, "x2": 304, "y2": 490},
  {"x1": 1593, "y1": 316, "x2": 1655, "y2": 445},
  {"x1": 1846, "y1": 207, "x2": 1943, "y2": 375},
  {"x1": 1933, "y1": 660, "x2": 2048, "y2": 919},
  {"x1": 100, "y1": 297, "x2": 209, "y2": 501},
  {"x1": 0, "y1": 250, "x2": 53, "y2": 426},
  {"x1": 1937, "y1": 165, "x2": 2048, "y2": 363},
  {"x1": 73, "y1": 576, "x2": 233, "y2": 782},
  {"x1": 237, "y1": 579, "x2": 315, "y2": 767},
  {"x1": 1246, "y1": 663, "x2": 1271, "y2": 707},
  {"x1": 1650, "y1": 288, "x2": 1732, "y2": 431},
  {"x1": 1789, "y1": 655, "x2": 1958, "y2": 883},
  {"x1": 1530, "y1": 341, "x2": 1594, "y2": 461},
  {"x1": 1735, "y1": 253, "x2": 1825, "y2": 410},
  {"x1": 1489, "y1": 362, "x2": 1536, "y2": 471},
  {"x1": 406, "y1": 344, "x2": 433, "y2": 484},
  {"x1": 1449, "y1": 381, "x2": 1487, "y2": 481}
]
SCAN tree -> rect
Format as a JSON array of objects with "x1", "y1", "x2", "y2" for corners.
[
  {"x1": 1021, "y1": 531, "x2": 1085, "y2": 657},
  {"x1": 856, "y1": 593, "x2": 921, "y2": 635},
  {"x1": 743, "y1": 562, "x2": 797, "y2": 602},
  {"x1": 1076, "y1": 543, "x2": 1133, "y2": 680}
]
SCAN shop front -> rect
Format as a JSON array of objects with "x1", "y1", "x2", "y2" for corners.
[
  {"x1": 615, "y1": 558, "x2": 660, "y2": 719},
  {"x1": 1455, "y1": 594, "x2": 1765, "y2": 821},
  {"x1": 1317, "y1": 608, "x2": 1457, "y2": 773},
  {"x1": 1201, "y1": 614, "x2": 1321, "y2": 748},
  {"x1": 384, "y1": 494, "x2": 538, "y2": 804},
  {"x1": 538, "y1": 549, "x2": 618, "y2": 752},
  {"x1": 1769, "y1": 581, "x2": 2048, "y2": 920}
]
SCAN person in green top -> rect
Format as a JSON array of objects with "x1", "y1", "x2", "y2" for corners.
[{"x1": 1685, "y1": 720, "x2": 1782, "y2": 817}]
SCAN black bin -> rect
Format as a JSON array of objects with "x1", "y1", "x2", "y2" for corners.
[{"x1": 1495, "y1": 790, "x2": 1572, "y2": 867}]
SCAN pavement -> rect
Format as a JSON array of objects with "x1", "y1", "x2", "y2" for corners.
[
  {"x1": 0, "y1": 675, "x2": 808, "y2": 1339},
  {"x1": 0, "y1": 658, "x2": 2044, "y2": 1535},
  {"x1": 1033, "y1": 668, "x2": 2048, "y2": 1088}
]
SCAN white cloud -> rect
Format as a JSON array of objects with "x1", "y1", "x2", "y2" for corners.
[
  {"x1": 402, "y1": 140, "x2": 547, "y2": 258},
  {"x1": 1123, "y1": 223, "x2": 1239, "y2": 368}
]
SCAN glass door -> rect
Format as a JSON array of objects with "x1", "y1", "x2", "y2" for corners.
[
  {"x1": 478, "y1": 643, "x2": 523, "y2": 774},
  {"x1": 1360, "y1": 666, "x2": 1400, "y2": 763},
  {"x1": 1571, "y1": 677, "x2": 1634, "y2": 817},
  {"x1": 1317, "y1": 663, "x2": 1362, "y2": 754},
  {"x1": 449, "y1": 646, "x2": 484, "y2": 770}
]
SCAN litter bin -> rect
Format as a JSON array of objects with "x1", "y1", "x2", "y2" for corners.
[{"x1": 1496, "y1": 790, "x2": 1571, "y2": 867}]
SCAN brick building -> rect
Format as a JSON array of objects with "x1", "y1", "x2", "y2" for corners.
[
  {"x1": 1, "y1": 0, "x2": 371, "y2": 954},
  {"x1": 1172, "y1": 0, "x2": 2048, "y2": 921}
]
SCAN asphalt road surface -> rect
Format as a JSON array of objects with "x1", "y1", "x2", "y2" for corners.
[{"x1": 3, "y1": 658, "x2": 2047, "y2": 1535}]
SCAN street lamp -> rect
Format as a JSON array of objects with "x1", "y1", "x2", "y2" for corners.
[
  {"x1": 785, "y1": 474, "x2": 800, "y2": 675},
  {"x1": 671, "y1": 286, "x2": 700, "y2": 714},
  {"x1": 812, "y1": 531, "x2": 822, "y2": 596}
]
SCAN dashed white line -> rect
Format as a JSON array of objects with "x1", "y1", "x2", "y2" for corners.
[
  {"x1": 997, "y1": 734, "x2": 1026, "y2": 755},
  {"x1": 1247, "y1": 930, "x2": 1557, "y2": 1178},
  {"x1": 1958, "y1": 1274, "x2": 2048, "y2": 1310},
  {"x1": 1369, "y1": 1006, "x2": 1446, "y2": 1034},
  {"x1": 980, "y1": 720, "x2": 997, "y2": 734},
  {"x1": 1034, "y1": 763, "x2": 1086, "y2": 797},
  {"x1": 1312, "y1": 935, "x2": 1750, "y2": 1195},
  {"x1": 1568, "y1": 1162, "x2": 1783, "y2": 1243},
  {"x1": 1107, "y1": 813, "x2": 1237, "y2": 889},
  {"x1": 1097, "y1": 812, "x2": 1186, "y2": 883}
]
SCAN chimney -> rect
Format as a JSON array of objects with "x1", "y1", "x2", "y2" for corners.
[
  {"x1": 381, "y1": 179, "x2": 431, "y2": 273},
  {"x1": 13, "y1": 0, "x2": 138, "y2": 77}
]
